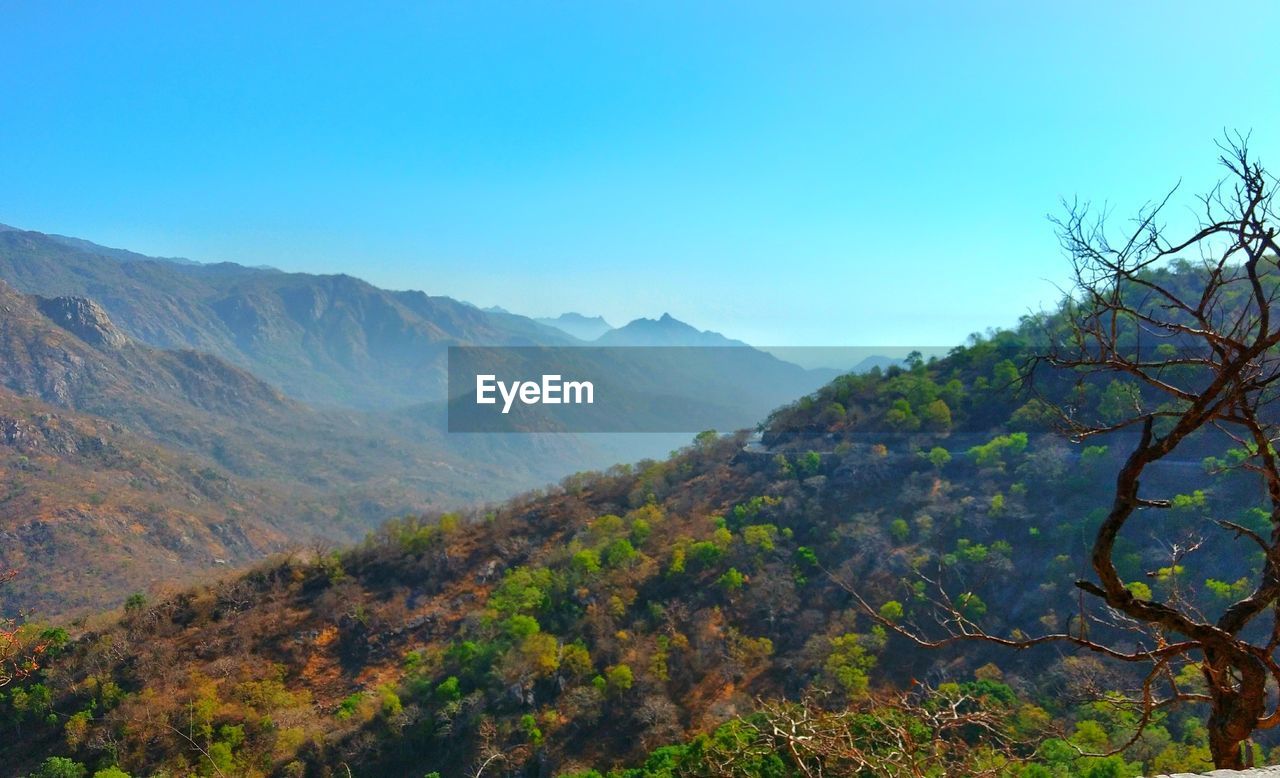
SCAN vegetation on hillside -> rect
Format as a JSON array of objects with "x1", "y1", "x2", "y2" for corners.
[
  {"x1": 0, "y1": 278, "x2": 630, "y2": 615},
  {"x1": 6, "y1": 142, "x2": 1280, "y2": 777},
  {"x1": 4, "y1": 286, "x2": 1273, "y2": 775}
]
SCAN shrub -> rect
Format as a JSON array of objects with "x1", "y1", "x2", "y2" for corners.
[
  {"x1": 824, "y1": 635, "x2": 875, "y2": 697},
  {"x1": 30, "y1": 758, "x2": 87, "y2": 778},
  {"x1": 967, "y1": 432, "x2": 1028, "y2": 469},
  {"x1": 435, "y1": 676, "x2": 461, "y2": 702},
  {"x1": 889, "y1": 518, "x2": 910, "y2": 543},
  {"x1": 602, "y1": 538, "x2": 638, "y2": 568},
  {"x1": 604, "y1": 664, "x2": 633, "y2": 695},
  {"x1": 741, "y1": 524, "x2": 778, "y2": 552},
  {"x1": 717, "y1": 568, "x2": 746, "y2": 591}
]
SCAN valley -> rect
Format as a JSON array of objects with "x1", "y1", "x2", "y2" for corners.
[{"x1": 0, "y1": 226, "x2": 839, "y2": 617}]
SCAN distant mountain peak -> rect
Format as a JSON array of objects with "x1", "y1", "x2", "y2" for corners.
[
  {"x1": 534, "y1": 312, "x2": 614, "y2": 341},
  {"x1": 560, "y1": 311, "x2": 610, "y2": 323},
  {"x1": 35, "y1": 295, "x2": 130, "y2": 349},
  {"x1": 597, "y1": 313, "x2": 747, "y2": 347}
]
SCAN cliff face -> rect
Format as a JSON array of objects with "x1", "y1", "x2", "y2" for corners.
[{"x1": 34, "y1": 295, "x2": 130, "y2": 349}]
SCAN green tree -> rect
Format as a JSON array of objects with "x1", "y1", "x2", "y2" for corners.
[
  {"x1": 571, "y1": 549, "x2": 601, "y2": 576},
  {"x1": 921, "y1": 399, "x2": 952, "y2": 432},
  {"x1": 717, "y1": 567, "x2": 746, "y2": 591},
  {"x1": 602, "y1": 538, "x2": 637, "y2": 568},
  {"x1": 796, "y1": 450, "x2": 823, "y2": 478},
  {"x1": 560, "y1": 642, "x2": 593, "y2": 678},
  {"x1": 123, "y1": 592, "x2": 147, "y2": 614},
  {"x1": 604, "y1": 664, "x2": 633, "y2": 696},
  {"x1": 823, "y1": 634, "x2": 876, "y2": 697},
  {"x1": 889, "y1": 518, "x2": 910, "y2": 543},
  {"x1": 879, "y1": 600, "x2": 904, "y2": 623},
  {"x1": 957, "y1": 592, "x2": 987, "y2": 620},
  {"x1": 30, "y1": 759, "x2": 87, "y2": 778},
  {"x1": 885, "y1": 398, "x2": 920, "y2": 431},
  {"x1": 435, "y1": 676, "x2": 461, "y2": 702},
  {"x1": 741, "y1": 524, "x2": 778, "y2": 552},
  {"x1": 966, "y1": 432, "x2": 1028, "y2": 469}
]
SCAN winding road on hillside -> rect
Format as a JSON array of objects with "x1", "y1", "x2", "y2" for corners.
[{"x1": 740, "y1": 432, "x2": 1208, "y2": 471}]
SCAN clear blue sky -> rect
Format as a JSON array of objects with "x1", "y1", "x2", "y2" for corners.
[{"x1": 2, "y1": 2, "x2": 1277, "y2": 347}]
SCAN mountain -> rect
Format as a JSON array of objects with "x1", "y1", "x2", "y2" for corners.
[
  {"x1": 534, "y1": 312, "x2": 615, "y2": 341},
  {"x1": 1, "y1": 300, "x2": 1242, "y2": 776},
  {"x1": 0, "y1": 227, "x2": 574, "y2": 409},
  {"x1": 0, "y1": 385, "x2": 320, "y2": 616},
  {"x1": 0, "y1": 280, "x2": 291, "y2": 438},
  {"x1": 0, "y1": 280, "x2": 632, "y2": 614},
  {"x1": 0, "y1": 226, "x2": 861, "y2": 617},
  {"x1": 0, "y1": 227, "x2": 831, "y2": 421},
  {"x1": 596, "y1": 312, "x2": 747, "y2": 347},
  {"x1": 0, "y1": 225, "x2": 888, "y2": 619}
]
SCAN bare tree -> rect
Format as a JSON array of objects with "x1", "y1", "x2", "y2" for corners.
[
  {"x1": 1044, "y1": 134, "x2": 1280, "y2": 769},
  {"x1": 694, "y1": 689, "x2": 1024, "y2": 777},
  {"x1": 470, "y1": 717, "x2": 530, "y2": 778},
  {"x1": 843, "y1": 136, "x2": 1280, "y2": 769}
]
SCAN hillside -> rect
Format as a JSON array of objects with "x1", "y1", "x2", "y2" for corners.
[
  {"x1": 0, "y1": 280, "x2": 627, "y2": 615},
  {"x1": 0, "y1": 227, "x2": 851, "y2": 617},
  {"x1": 1, "y1": 288, "x2": 1261, "y2": 776},
  {"x1": 0, "y1": 385, "x2": 332, "y2": 615},
  {"x1": 0, "y1": 227, "x2": 573, "y2": 409},
  {"x1": 0, "y1": 279, "x2": 475, "y2": 491}
]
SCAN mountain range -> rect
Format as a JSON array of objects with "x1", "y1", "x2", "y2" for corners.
[
  {"x1": 0, "y1": 224, "x2": 843, "y2": 615},
  {"x1": 0, "y1": 226, "x2": 573, "y2": 409}
]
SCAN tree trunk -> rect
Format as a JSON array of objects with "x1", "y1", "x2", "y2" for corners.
[
  {"x1": 1205, "y1": 651, "x2": 1268, "y2": 769},
  {"x1": 1208, "y1": 714, "x2": 1246, "y2": 770}
]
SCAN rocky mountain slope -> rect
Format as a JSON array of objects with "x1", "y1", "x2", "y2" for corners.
[
  {"x1": 0, "y1": 385, "x2": 321, "y2": 615},
  {"x1": 0, "y1": 226, "x2": 852, "y2": 618},
  {"x1": 0, "y1": 227, "x2": 572, "y2": 409},
  {"x1": 0, "y1": 227, "x2": 837, "y2": 415},
  {"x1": 0, "y1": 280, "x2": 620, "y2": 615}
]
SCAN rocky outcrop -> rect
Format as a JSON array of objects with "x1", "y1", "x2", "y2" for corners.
[{"x1": 35, "y1": 295, "x2": 129, "y2": 349}]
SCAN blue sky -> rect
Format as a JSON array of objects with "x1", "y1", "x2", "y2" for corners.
[{"x1": 2, "y1": 2, "x2": 1277, "y2": 347}]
